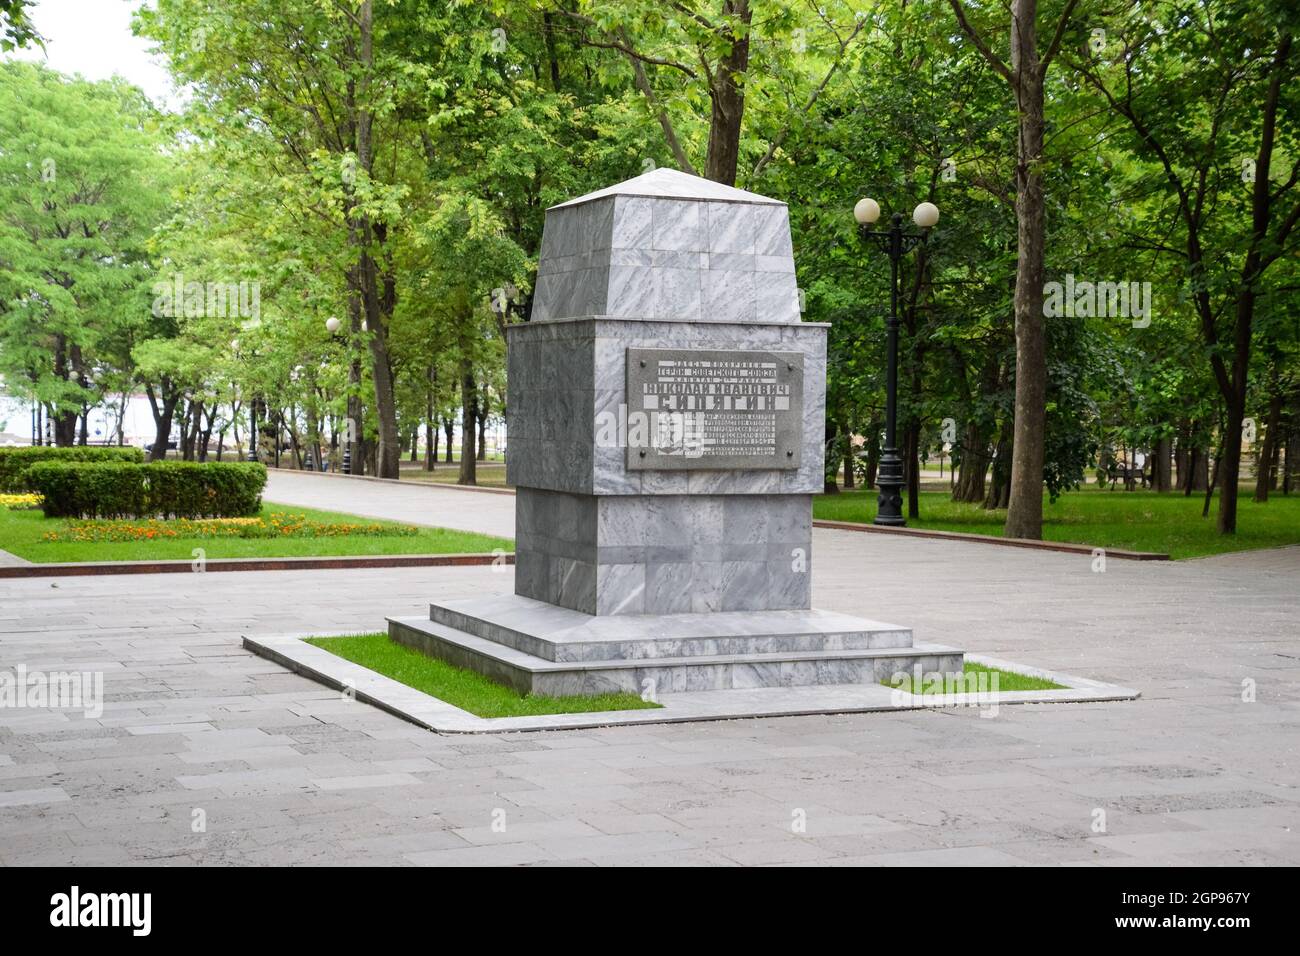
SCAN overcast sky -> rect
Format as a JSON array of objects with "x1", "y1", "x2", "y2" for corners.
[{"x1": 3, "y1": 0, "x2": 181, "y2": 108}]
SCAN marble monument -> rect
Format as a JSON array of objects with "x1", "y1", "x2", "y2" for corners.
[{"x1": 388, "y1": 169, "x2": 962, "y2": 695}]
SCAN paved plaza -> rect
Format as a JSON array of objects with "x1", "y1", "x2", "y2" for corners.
[{"x1": 1, "y1": 475, "x2": 1297, "y2": 866}]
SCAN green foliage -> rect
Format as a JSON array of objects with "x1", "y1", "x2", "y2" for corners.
[
  {"x1": 25, "y1": 462, "x2": 147, "y2": 518},
  {"x1": 0, "y1": 445, "x2": 144, "y2": 493},
  {"x1": 0, "y1": 62, "x2": 172, "y2": 437},
  {"x1": 0, "y1": 0, "x2": 40, "y2": 51},
  {"x1": 26, "y1": 460, "x2": 266, "y2": 519}
]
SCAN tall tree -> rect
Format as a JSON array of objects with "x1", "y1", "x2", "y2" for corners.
[
  {"x1": 0, "y1": 63, "x2": 170, "y2": 446},
  {"x1": 947, "y1": 0, "x2": 1081, "y2": 539},
  {"x1": 1075, "y1": 2, "x2": 1300, "y2": 533}
]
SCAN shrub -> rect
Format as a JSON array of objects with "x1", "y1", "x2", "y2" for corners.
[
  {"x1": 143, "y1": 461, "x2": 267, "y2": 518},
  {"x1": 0, "y1": 446, "x2": 144, "y2": 493},
  {"x1": 26, "y1": 462, "x2": 147, "y2": 518},
  {"x1": 25, "y1": 461, "x2": 267, "y2": 519}
]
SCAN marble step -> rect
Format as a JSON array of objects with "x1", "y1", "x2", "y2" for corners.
[
  {"x1": 429, "y1": 595, "x2": 913, "y2": 663},
  {"x1": 389, "y1": 615, "x2": 963, "y2": 697}
]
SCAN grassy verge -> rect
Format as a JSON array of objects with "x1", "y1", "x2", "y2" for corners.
[
  {"x1": 0, "y1": 502, "x2": 512, "y2": 563},
  {"x1": 884, "y1": 662, "x2": 1064, "y2": 694},
  {"x1": 306, "y1": 633, "x2": 660, "y2": 717},
  {"x1": 398, "y1": 461, "x2": 511, "y2": 488},
  {"x1": 814, "y1": 486, "x2": 1300, "y2": 559}
]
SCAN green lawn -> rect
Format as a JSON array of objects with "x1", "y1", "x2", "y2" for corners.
[
  {"x1": 0, "y1": 502, "x2": 512, "y2": 563},
  {"x1": 398, "y1": 460, "x2": 511, "y2": 488},
  {"x1": 814, "y1": 486, "x2": 1300, "y2": 559},
  {"x1": 885, "y1": 662, "x2": 1064, "y2": 694},
  {"x1": 306, "y1": 633, "x2": 660, "y2": 718}
]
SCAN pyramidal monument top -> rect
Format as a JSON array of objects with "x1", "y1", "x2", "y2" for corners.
[
  {"x1": 551, "y1": 167, "x2": 785, "y2": 209},
  {"x1": 533, "y1": 168, "x2": 798, "y2": 324}
]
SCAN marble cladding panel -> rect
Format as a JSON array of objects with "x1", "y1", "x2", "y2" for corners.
[
  {"x1": 611, "y1": 195, "x2": 653, "y2": 250},
  {"x1": 650, "y1": 198, "x2": 705, "y2": 252},
  {"x1": 513, "y1": 487, "x2": 599, "y2": 614},
  {"x1": 593, "y1": 494, "x2": 812, "y2": 615},
  {"x1": 505, "y1": 328, "x2": 596, "y2": 492},
  {"x1": 507, "y1": 317, "x2": 826, "y2": 495},
  {"x1": 512, "y1": 487, "x2": 812, "y2": 616},
  {"x1": 534, "y1": 194, "x2": 798, "y2": 323}
]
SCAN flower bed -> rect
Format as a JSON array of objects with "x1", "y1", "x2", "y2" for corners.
[
  {"x1": 0, "y1": 493, "x2": 42, "y2": 508},
  {"x1": 41, "y1": 512, "x2": 420, "y2": 543}
]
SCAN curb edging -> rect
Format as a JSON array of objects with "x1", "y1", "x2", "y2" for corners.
[
  {"x1": 812, "y1": 519, "x2": 1170, "y2": 561},
  {"x1": 0, "y1": 551, "x2": 514, "y2": 579}
]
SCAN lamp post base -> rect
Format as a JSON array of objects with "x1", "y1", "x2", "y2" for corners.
[{"x1": 874, "y1": 453, "x2": 906, "y2": 527}]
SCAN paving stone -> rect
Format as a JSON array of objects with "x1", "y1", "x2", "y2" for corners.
[{"x1": 1, "y1": 472, "x2": 1296, "y2": 864}]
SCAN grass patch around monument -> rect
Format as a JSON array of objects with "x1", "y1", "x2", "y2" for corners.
[
  {"x1": 305, "y1": 633, "x2": 660, "y2": 718},
  {"x1": 814, "y1": 486, "x2": 1300, "y2": 559},
  {"x1": 0, "y1": 501, "x2": 512, "y2": 563},
  {"x1": 884, "y1": 662, "x2": 1064, "y2": 694}
]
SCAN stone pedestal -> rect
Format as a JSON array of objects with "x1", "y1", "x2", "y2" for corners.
[{"x1": 389, "y1": 169, "x2": 962, "y2": 694}]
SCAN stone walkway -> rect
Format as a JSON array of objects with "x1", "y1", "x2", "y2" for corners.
[
  {"x1": 265, "y1": 471, "x2": 515, "y2": 539},
  {"x1": 0, "y1": 547, "x2": 31, "y2": 567},
  {"x1": 1, "y1": 472, "x2": 1297, "y2": 865}
]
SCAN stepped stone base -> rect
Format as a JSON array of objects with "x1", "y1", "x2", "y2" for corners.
[{"x1": 388, "y1": 594, "x2": 963, "y2": 697}]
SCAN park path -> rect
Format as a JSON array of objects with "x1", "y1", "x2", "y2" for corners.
[
  {"x1": 264, "y1": 470, "x2": 515, "y2": 539},
  {"x1": 1, "y1": 470, "x2": 1298, "y2": 865}
]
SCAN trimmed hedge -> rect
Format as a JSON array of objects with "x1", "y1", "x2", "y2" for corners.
[
  {"x1": 26, "y1": 461, "x2": 267, "y2": 519},
  {"x1": 0, "y1": 446, "x2": 144, "y2": 493}
]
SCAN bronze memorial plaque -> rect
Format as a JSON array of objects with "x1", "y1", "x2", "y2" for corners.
[{"x1": 625, "y1": 347, "x2": 803, "y2": 471}]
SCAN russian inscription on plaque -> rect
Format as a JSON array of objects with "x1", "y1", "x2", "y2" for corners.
[{"x1": 626, "y1": 346, "x2": 803, "y2": 470}]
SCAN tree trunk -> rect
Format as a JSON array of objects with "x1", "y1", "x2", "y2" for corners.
[
  {"x1": 1003, "y1": 0, "x2": 1048, "y2": 539},
  {"x1": 823, "y1": 419, "x2": 839, "y2": 494},
  {"x1": 1217, "y1": 404, "x2": 1243, "y2": 532},
  {"x1": 1204, "y1": 440, "x2": 1223, "y2": 518},
  {"x1": 952, "y1": 421, "x2": 989, "y2": 503},
  {"x1": 1174, "y1": 428, "x2": 1190, "y2": 488},
  {"x1": 1254, "y1": 389, "x2": 1284, "y2": 502},
  {"x1": 1152, "y1": 436, "x2": 1172, "y2": 492},
  {"x1": 863, "y1": 427, "x2": 880, "y2": 488},
  {"x1": 904, "y1": 419, "x2": 921, "y2": 520},
  {"x1": 985, "y1": 433, "x2": 1012, "y2": 511},
  {"x1": 443, "y1": 417, "x2": 454, "y2": 463},
  {"x1": 1284, "y1": 423, "x2": 1296, "y2": 494},
  {"x1": 703, "y1": 0, "x2": 752, "y2": 186},
  {"x1": 477, "y1": 388, "x2": 488, "y2": 461},
  {"x1": 424, "y1": 369, "x2": 437, "y2": 471},
  {"x1": 144, "y1": 379, "x2": 180, "y2": 462},
  {"x1": 458, "y1": 363, "x2": 478, "y2": 485}
]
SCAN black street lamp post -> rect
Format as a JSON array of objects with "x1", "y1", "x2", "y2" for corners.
[
  {"x1": 324, "y1": 316, "x2": 355, "y2": 475},
  {"x1": 246, "y1": 397, "x2": 260, "y2": 463},
  {"x1": 854, "y1": 197, "x2": 939, "y2": 527}
]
